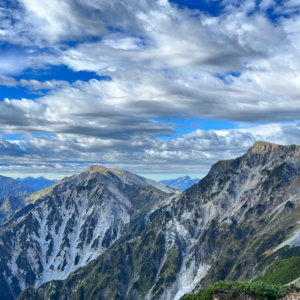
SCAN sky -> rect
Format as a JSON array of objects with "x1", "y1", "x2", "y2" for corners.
[{"x1": 1, "y1": 0, "x2": 300, "y2": 181}]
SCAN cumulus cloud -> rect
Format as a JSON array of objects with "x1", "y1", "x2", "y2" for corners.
[
  {"x1": 0, "y1": 75, "x2": 17, "y2": 86},
  {"x1": 1, "y1": 123, "x2": 300, "y2": 177},
  {"x1": 1, "y1": 0, "x2": 300, "y2": 176}
]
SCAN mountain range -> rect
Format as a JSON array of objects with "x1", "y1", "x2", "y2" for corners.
[
  {"x1": 0, "y1": 175, "x2": 35, "y2": 198},
  {"x1": 0, "y1": 176, "x2": 59, "y2": 226},
  {"x1": 16, "y1": 177, "x2": 58, "y2": 192},
  {"x1": 0, "y1": 176, "x2": 35, "y2": 225},
  {"x1": 160, "y1": 176, "x2": 200, "y2": 190},
  {"x1": 1, "y1": 142, "x2": 300, "y2": 300}
]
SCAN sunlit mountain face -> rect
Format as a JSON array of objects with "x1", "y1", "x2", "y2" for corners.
[{"x1": 1, "y1": 0, "x2": 300, "y2": 181}]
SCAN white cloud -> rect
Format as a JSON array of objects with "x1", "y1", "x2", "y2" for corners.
[
  {"x1": 1, "y1": 0, "x2": 300, "y2": 176},
  {"x1": 1, "y1": 123, "x2": 300, "y2": 177},
  {"x1": 0, "y1": 75, "x2": 17, "y2": 86},
  {"x1": 259, "y1": 0, "x2": 275, "y2": 10}
]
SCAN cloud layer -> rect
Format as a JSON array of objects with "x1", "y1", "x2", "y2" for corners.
[{"x1": 1, "y1": 0, "x2": 300, "y2": 177}]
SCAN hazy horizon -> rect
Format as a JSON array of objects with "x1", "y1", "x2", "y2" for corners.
[{"x1": 1, "y1": 171, "x2": 205, "y2": 182}]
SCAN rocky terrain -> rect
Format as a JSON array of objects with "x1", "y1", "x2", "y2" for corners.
[
  {"x1": 0, "y1": 165, "x2": 177, "y2": 300},
  {"x1": 160, "y1": 176, "x2": 200, "y2": 190},
  {"x1": 15, "y1": 141, "x2": 300, "y2": 300},
  {"x1": 0, "y1": 175, "x2": 35, "y2": 198}
]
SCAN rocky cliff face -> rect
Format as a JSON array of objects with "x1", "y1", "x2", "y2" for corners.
[
  {"x1": 16, "y1": 142, "x2": 300, "y2": 300},
  {"x1": 0, "y1": 175, "x2": 35, "y2": 198},
  {"x1": 0, "y1": 166, "x2": 177, "y2": 300}
]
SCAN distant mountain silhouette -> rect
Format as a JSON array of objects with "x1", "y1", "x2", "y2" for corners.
[
  {"x1": 16, "y1": 176, "x2": 58, "y2": 191},
  {"x1": 0, "y1": 175, "x2": 35, "y2": 198},
  {"x1": 160, "y1": 175, "x2": 200, "y2": 190}
]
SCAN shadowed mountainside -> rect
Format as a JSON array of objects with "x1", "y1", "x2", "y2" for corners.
[{"x1": 0, "y1": 175, "x2": 35, "y2": 198}]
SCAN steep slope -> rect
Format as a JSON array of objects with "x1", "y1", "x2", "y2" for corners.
[
  {"x1": 19, "y1": 142, "x2": 300, "y2": 300},
  {"x1": 16, "y1": 177, "x2": 58, "y2": 192},
  {"x1": 0, "y1": 175, "x2": 35, "y2": 198},
  {"x1": 0, "y1": 165, "x2": 177, "y2": 300},
  {"x1": 0, "y1": 195, "x2": 26, "y2": 225},
  {"x1": 254, "y1": 255, "x2": 300, "y2": 285},
  {"x1": 160, "y1": 176, "x2": 200, "y2": 190}
]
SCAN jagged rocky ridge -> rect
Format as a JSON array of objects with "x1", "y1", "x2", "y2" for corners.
[
  {"x1": 0, "y1": 165, "x2": 177, "y2": 300},
  {"x1": 16, "y1": 142, "x2": 300, "y2": 300}
]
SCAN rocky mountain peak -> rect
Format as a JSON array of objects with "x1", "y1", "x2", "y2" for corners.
[
  {"x1": 83, "y1": 165, "x2": 109, "y2": 175},
  {"x1": 206, "y1": 142, "x2": 300, "y2": 182},
  {"x1": 248, "y1": 141, "x2": 300, "y2": 155},
  {"x1": 0, "y1": 165, "x2": 177, "y2": 299},
  {"x1": 248, "y1": 141, "x2": 279, "y2": 153}
]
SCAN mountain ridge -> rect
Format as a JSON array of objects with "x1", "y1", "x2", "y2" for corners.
[
  {"x1": 16, "y1": 141, "x2": 300, "y2": 300},
  {"x1": 0, "y1": 165, "x2": 178, "y2": 299},
  {"x1": 0, "y1": 175, "x2": 35, "y2": 199}
]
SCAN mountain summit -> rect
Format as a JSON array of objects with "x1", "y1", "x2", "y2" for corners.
[{"x1": 0, "y1": 166, "x2": 177, "y2": 299}]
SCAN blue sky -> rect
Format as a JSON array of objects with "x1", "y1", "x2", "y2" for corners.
[{"x1": 1, "y1": 0, "x2": 300, "y2": 180}]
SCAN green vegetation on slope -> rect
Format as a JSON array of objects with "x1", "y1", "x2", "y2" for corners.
[
  {"x1": 25, "y1": 186, "x2": 54, "y2": 203},
  {"x1": 181, "y1": 281, "x2": 300, "y2": 300},
  {"x1": 255, "y1": 245, "x2": 300, "y2": 273},
  {"x1": 254, "y1": 257, "x2": 300, "y2": 285}
]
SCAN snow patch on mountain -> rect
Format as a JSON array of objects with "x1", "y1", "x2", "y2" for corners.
[{"x1": 0, "y1": 165, "x2": 176, "y2": 298}]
